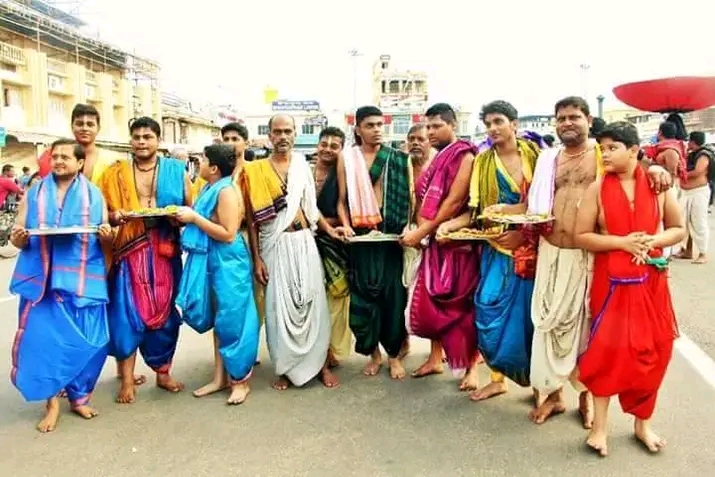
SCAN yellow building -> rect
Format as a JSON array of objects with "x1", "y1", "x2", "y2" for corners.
[
  {"x1": 0, "y1": 0, "x2": 161, "y2": 162},
  {"x1": 161, "y1": 92, "x2": 219, "y2": 152}
]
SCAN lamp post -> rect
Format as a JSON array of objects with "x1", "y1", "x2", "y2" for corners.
[
  {"x1": 348, "y1": 49, "x2": 363, "y2": 111},
  {"x1": 597, "y1": 95, "x2": 605, "y2": 118}
]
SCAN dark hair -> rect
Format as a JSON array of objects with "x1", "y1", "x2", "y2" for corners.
[
  {"x1": 658, "y1": 121, "x2": 677, "y2": 140},
  {"x1": 407, "y1": 123, "x2": 426, "y2": 136},
  {"x1": 542, "y1": 134, "x2": 555, "y2": 147},
  {"x1": 71, "y1": 103, "x2": 100, "y2": 126},
  {"x1": 597, "y1": 121, "x2": 640, "y2": 148},
  {"x1": 50, "y1": 138, "x2": 86, "y2": 162},
  {"x1": 221, "y1": 122, "x2": 249, "y2": 141},
  {"x1": 319, "y1": 126, "x2": 345, "y2": 145},
  {"x1": 1, "y1": 164, "x2": 13, "y2": 174},
  {"x1": 22, "y1": 166, "x2": 29, "y2": 173},
  {"x1": 665, "y1": 113, "x2": 688, "y2": 141},
  {"x1": 589, "y1": 117, "x2": 607, "y2": 138},
  {"x1": 689, "y1": 131, "x2": 707, "y2": 147},
  {"x1": 129, "y1": 116, "x2": 161, "y2": 137},
  {"x1": 554, "y1": 96, "x2": 590, "y2": 117},
  {"x1": 425, "y1": 102, "x2": 457, "y2": 123},
  {"x1": 203, "y1": 143, "x2": 236, "y2": 177},
  {"x1": 267, "y1": 114, "x2": 295, "y2": 131},
  {"x1": 479, "y1": 100, "x2": 518, "y2": 122},
  {"x1": 245, "y1": 149, "x2": 256, "y2": 162},
  {"x1": 28, "y1": 171, "x2": 41, "y2": 185},
  {"x1": 353, "y1": 106, "x2": 383, "y2": 146}
]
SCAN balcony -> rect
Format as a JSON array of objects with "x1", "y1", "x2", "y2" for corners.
[
  {"x1": 112, "y1": 78, "x2": 119, "y2": 91},
  {"x1": 0, "y1": 41, "x2": 25, "y2": 66},
  {"x1": 47, "y1": 59, "x2": 68, "y2": 76},
  {"x1": 85, "y1": 71, "x2": 97, "y2": 83},
  {"x1": 48, "y1": 73, "x2": 70, "y2": 95}
]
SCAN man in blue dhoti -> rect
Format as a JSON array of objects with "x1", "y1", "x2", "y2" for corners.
[{"x1": 9, "y1": 138, "x2": 114, "y2": 433}]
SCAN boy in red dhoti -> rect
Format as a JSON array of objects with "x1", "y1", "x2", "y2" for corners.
[{"x1": 574, "y1": 121, "x2": 684, "y2": 457}]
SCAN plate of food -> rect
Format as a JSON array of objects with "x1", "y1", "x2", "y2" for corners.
[
  {"x1": 125, "y1": 205, "x2": 179, "y2": 219},
  {"x1": 28, "y1": 225, "x2": 99, "y2": 236},
  {"x1": 439, "y1": 226, "x2": 504, "y2": 241},
  {"x1": 347, "y1": 231, "x2": 402, "y2": 243},
  {"x1": 480, "y1": 213, "x2": 554, "y2": 225}
]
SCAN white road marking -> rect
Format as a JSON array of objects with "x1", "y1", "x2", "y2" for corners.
[{"x1": 675, "y1": 333, "x2": 715, "y2": 390}]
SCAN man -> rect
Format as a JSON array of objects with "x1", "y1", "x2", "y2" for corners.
[
  {"x1": 403, "y1": 103, "x2": 480, "y2": 390},
  {"x1": 499, "y1": 96, "x2": 671, "y2": 426},
  {"x1": 575, "y1": 121, "x2": 682, "y2": 456},
  {"x1": 242, "y1": 114, "x2": 342, "y2": 390},
  {"x1": 438, "y1": 100, "x2": 539, "y2": 400},
  {"x1": 406, "y1": 123, "x2": 435, "y2": 184},
  {"x1": 9, "y1": 138, "x2": 114, "y2": 432},
  {"x1": 19, "y1": 166, "x2": 31, "y2": 188},
  {"x1": 99, "y1": 116, "x2": 192, "y2": 403},
  {"x1": 176, "y1": 143, "x2": 259, "y2": 405},
  {"x1": 674, "y1": 131, "x2": 712, "y2": 264},
  {"x1": 0, "y1": 164, "x2": 23, "y2": 248},
  {"x1": 650, "y1": 121, "x2": 687, "y2": 185},
  {"x1": 313, "y1": 127, "x2": 352, "y2": 370},
  {"x1": 337, "y1": 106, "x2": 412, "y2": 379}
]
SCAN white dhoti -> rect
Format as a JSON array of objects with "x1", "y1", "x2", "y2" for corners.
[
  {"x1": 530, "y1": 237, "x2": 591, "y2": 395},
  {"x1": 258, "y1": 153, "x2": 331, "y2": 386},
  {"x1": 676, "y1": 185, "x2": 710, "y2": 255}
]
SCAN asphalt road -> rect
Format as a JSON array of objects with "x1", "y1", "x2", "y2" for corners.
[{"x1": 1, "y1": 219, "x2": 715, "y2": 477}]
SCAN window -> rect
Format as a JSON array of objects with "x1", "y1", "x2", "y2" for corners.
[
  {"x1": 459, "y1": 120, "x2": 469, "y2": 135},
  {"x1": 258, "y1": 125, "x2": 270, "y2": 135},
  {"x1": 392, "y1": 116, "x2": 411, "y2": 136},
  {"x1": 301, "y1": 124, "x2": 314, "y2": 135},
  {"x1": 85, "y1": 84, "x2": 96, "y2": 99},
  {"x1": 48, "y1": 74, "x2": 64, "y2": 91}
]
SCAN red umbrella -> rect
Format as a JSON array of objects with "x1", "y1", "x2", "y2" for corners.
[{"x1": 613, "y1": 76, "x2": 715, "y2": 113}]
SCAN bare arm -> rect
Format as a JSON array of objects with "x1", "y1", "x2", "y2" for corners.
[
  {"x1": 415, "y1": 153, "x2": 474, "y2": 238},
  {"x1": 10, "y1": 195, "x2": 29, "y2": 249},
  {"x1": 651, "y1": 187, "x2": 685, "y2": 248},
  {"x1": 658, "y1": 150, "x2": 680, "y2": 178},
  {"x1": 686, "y1": 155, "x2": 709, "y2": 180},
  {"x1": 439, "y1": 210, "x2": 472, "y2": 233},
  {"x1": 191, "y1": 187, "x2": 239, "y2": 243},
  {"x1": 336, "y1": 153, "x2": 351, "y2": 228},
  {"x1": 183, "y1": 172, "x2": 193, "y2": 207},
  {"x1": 574, "y1": 181, "x2": 624, "y2": 252},
  {"x1": 14, "y1": 193, "x2": 27, "y2": 229}
]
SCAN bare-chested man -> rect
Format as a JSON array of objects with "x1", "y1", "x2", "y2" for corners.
[{"x1": 488, "y1": 96, "x2": 671, "y2": 427}]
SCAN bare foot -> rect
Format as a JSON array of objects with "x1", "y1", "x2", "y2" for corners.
[
  {"x1": 388, "y1": 358, "x2": 406, "y2": 380},
  {"x1": 579, "y1": 391, "x2": 594, "y2": 429},
  {"x1": 528, "y1": 390, "x2": 566, "y2": 424},
  {"x1": 193, "y1": 379, "x2": 228, "y2": 398},
  {"x1": 586, "y1": 429, "x2": 608, "y2": 457},
  {"x1": 635, "y1": 420, "x2": 667, "y2": 453},
  {"x1": 398, "y1": 338, "x2": 410, "y2": 359},
  {"x1": 327, "y1": 349, "x2": 340, "y2": 369},
  {"x1": 363, "y1": 355, "x2": 383, "y2": 377},
  {"x1": 72, "y1": 404, "x2": 99, "y2": 420},
  {"x1": 36, "y1": 398, "x2": 60, "y2": 433},
  {"x1": 476, "y1": 355, "x2": 484, "y2": 365},
  {"x1": 674, "y1": 251, "x2": 692, "y2": 259},
  {"x1": 58, "y1": 389, "x2": 67, "y2": 398},
  {"x1": 459, "y1": 370, "x2": 479, "y2": 391},
  {"x1": 320, "y1": 368, "x2": 340, "y2": 388},
  {"x1": 411, "y1": 359, "x2": 444, "y2": 378},
  {"x1": 227, "y1": 382, "x2": 250, "y2": 405},
  {"x1": 116, "y1": 380, "x2": 136, "y2": 404},
  {"x1": 272, "y1": 376, "x2": 290, "y2": 391},
  {"x1": 693, "y1": 254, "x2": 708, "y2": 264},
  {"x1": 156, "y1": 373, "x2": 184, "y2": 393},
  {"x1": 115, "y1": 374, "x2": 147, "y2": 386},
  {"x1": 470, "y1": 380, "x2": 508, "y2": 401}
]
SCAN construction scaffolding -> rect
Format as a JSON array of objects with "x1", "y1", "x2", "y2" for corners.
[{"x1": 0, "y1": 0, "x2": 159, "y2": 85}]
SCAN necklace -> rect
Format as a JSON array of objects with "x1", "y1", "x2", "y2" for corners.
[
  {"x1": 562, "y1": 146, "x2": 589, "y2": 159},
  {"x1": 132, "y1": 160, "x2": 158, "y2": 208}
]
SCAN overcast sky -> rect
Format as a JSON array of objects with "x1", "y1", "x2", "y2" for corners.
[{"x1": 72, "y1": 0, "x2": 715, "y2": 115}]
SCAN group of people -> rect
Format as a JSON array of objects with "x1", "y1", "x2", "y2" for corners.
[{"x1": 8, "y1": 98, "x2": 684, "y2": 459}]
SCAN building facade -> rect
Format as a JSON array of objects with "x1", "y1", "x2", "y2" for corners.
[
  {"x1": 0, "y1": 0, "x2": 161, "y2": 154},
  {"x1": 160, "y1": 92, "x2": 220, "y2": 152}
]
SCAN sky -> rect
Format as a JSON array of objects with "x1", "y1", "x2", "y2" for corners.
[{"x1": 71, "y1": 0, "x2": 715, "y2": 116}]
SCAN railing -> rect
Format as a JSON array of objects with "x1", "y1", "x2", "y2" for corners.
[
  {"x1": 47, "y1": 59, "x2": 67, "y2": 75},
  {"x1": 85, "y1": 71, "x2": 97, "y2": 82},
  {"x1": 0, "y1": 41, "x2": 25, "y2": 65}
]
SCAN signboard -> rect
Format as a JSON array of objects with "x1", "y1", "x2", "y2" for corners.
[
  {"x1": 272, "y1": 100, "x2": 320, "y2": 112},
  {"x1": 304, "y1": 115, "x2": 328, "y2": 127},
  {"x1": 294, "y1": 134, "x2": 320, "y2": 146},
  {"x1": 0, "y1": 126, "x2": 6, "y2": 148}
]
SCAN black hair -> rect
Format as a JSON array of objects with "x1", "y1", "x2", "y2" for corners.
[
  {"x1": 425, "y1": 102, "x2": 457, "y2": 123},
  {"x1": 129, "y1": 116, "x2": 161, "y2": 137},
  {"x1": 597, "y1": 121, "x2": 640, "y2": 148},
  {"x1": 50, "y1": 138, "x2": 86, "y2": 162},
  {"x1": 220, "y1": 122, "x2": 248, "y2": 141},
  {"x1": 554, "y1": 96, "x2": 590, "y2": 117},
  {"x1": 542, "y1": 134, "x2": 555, "y2": 147},
  {"x1": 665, "y1": 113, "x2": 688, "y2": 141},
  {"x1": 203, "y1": 143, "x2": 236, "y2": 178},
  {"x1": 1, "y1": 164, "x2": 13, "y2": 174},
  {"x1": 353, "y1": 106, "x2": 383, "y2": 145},
  {"x1": 590, "y1": 117, "x2": 606, "y2": 138},
  {"x1": 71, "y1": 103, "x2": 100, "y2": 126},
  {"x1": 658, "y1": 121, "x2": 677, "y2": 140},
  {"x1": 479, "y1": 100, "x2": 518, "y2": 122},
  {"x1": 689, "y1": 131, "x2": 706, "y2": 147},
  {"x1": 319, "y1": 126, "x2": 345, "y2": 145},
  {"x1": 22, "y1": 166, "x2": 29, "y2": 173}
]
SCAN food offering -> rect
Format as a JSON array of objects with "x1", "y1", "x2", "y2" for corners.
[
  {"x1": 346, "y1": 230, "x2": 401, "y2": 243},
  {"x1": 438, "y1": 225, "x2": 504, "y2": 241},
  {"x1": 125, "y1": 205, "x2": 179, "y2": 219},
  {"x1": 480, "y1": 212, "x2": 554, "y2": 225},
  {"x1": 28, "y1": 225, "x2": 99, "y2": 236}
]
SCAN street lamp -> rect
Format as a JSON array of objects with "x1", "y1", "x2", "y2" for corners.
[
  {"x1": 348, "y1": 49, "x2": 363, "y2": 111},
  {"x1": 597, "y1": 94, "x2": 605, "y2": 118}
]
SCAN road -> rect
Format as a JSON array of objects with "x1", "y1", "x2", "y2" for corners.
[{"x1": 1, "y1": 219, "x2": 715, "y2": 477}]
